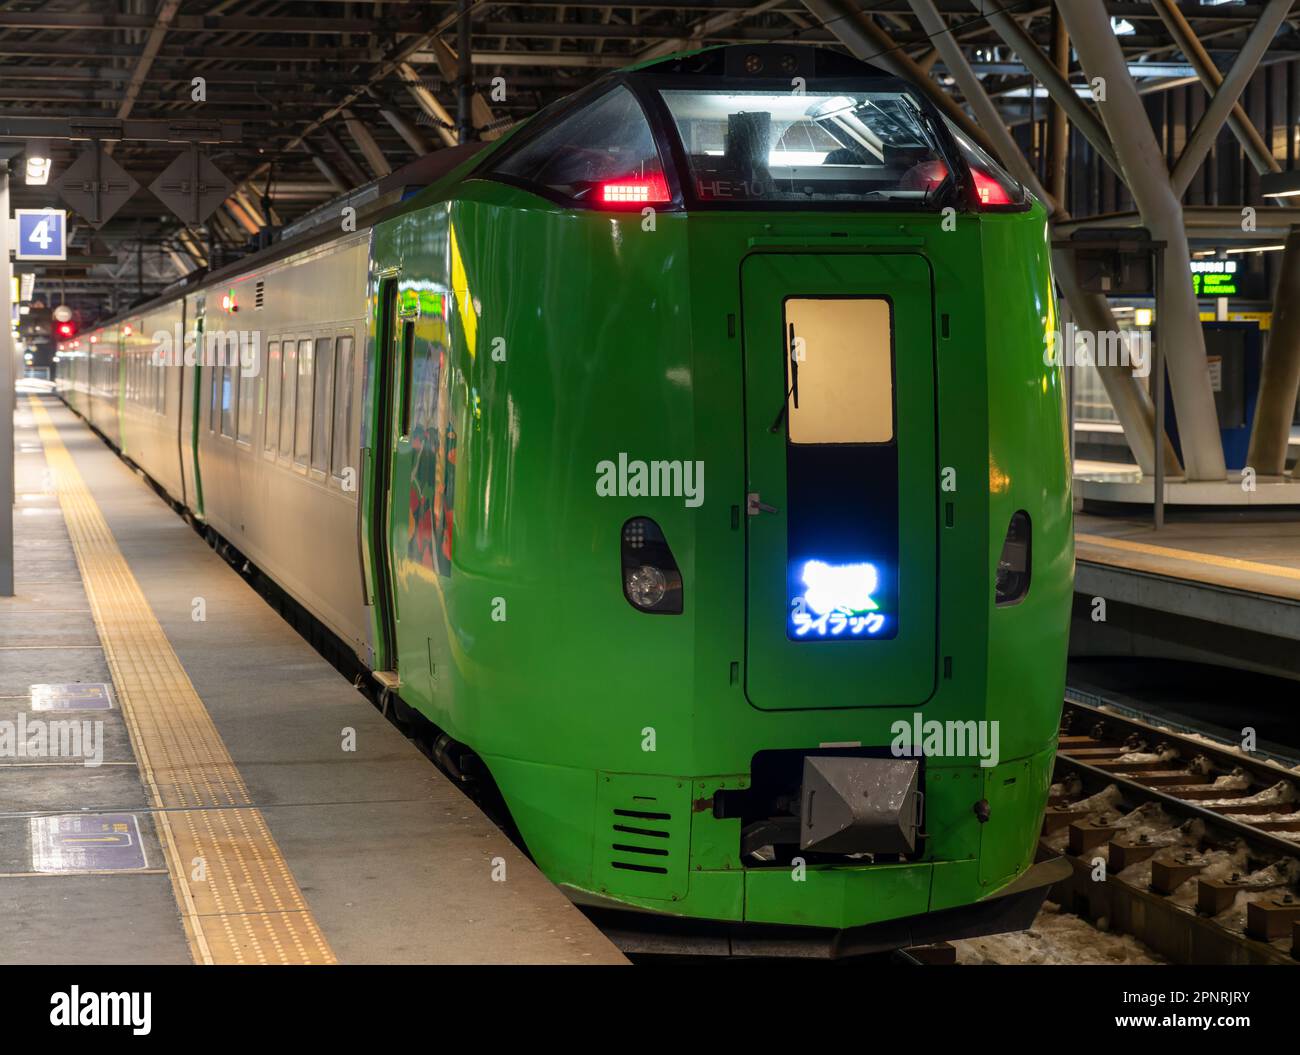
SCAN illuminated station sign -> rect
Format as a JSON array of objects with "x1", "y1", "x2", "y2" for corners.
[{"x1": 1190, "y1": 259, "x2": 1239, "y2": 297}]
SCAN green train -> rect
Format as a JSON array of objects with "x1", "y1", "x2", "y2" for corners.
[{"x1": 57, "y1": 44, "x2": 1073, "y2": 956}]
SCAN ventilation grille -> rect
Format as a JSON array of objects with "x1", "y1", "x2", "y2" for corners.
[
  {"x1": 595, "y1": 774, "x2": 688, "y2": 900},
  {"x1": 254, "y1": 280, "x2": 265, "y2": 309},
  {"x1": 610, "y1": 805, "x2": 672, "y2": 875}
]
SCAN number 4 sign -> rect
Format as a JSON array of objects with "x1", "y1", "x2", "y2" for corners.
[{"x1": 14, "y1": 208, "x2": 66, "y2": 261}]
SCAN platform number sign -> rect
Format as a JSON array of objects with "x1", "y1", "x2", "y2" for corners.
[{"x1": 14, "y1": 208, "x2": 66, "y2": 261}]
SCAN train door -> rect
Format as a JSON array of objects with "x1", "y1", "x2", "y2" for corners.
[
  {"x1": 180, "y1": 306, "x2": 205, "y2": 517},
  {"x1": 741, "y1": 252, "x2": 937, "y2": 711},
  {"x1": 362, "y1": 276, "x2": 405, "y2": 675}
]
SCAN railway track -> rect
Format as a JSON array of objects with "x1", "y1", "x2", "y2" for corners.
[{"x1": 1048, "y1": 690, "x2": 1300, "y2": 965}]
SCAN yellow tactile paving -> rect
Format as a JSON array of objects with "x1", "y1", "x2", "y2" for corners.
[
  {"x1": 1076, "y1": 531, "x2": 1300, "y2": 600},
  {"x1": 29, "y1": 397, "x2": 336, "y2": 965}
]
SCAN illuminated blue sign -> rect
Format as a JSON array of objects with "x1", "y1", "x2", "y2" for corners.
[
  {"x1": 790, "y1": 559, "x2": 888, "y2": 638},
  {"x1": 14, "y1": 208, "x2": 66, "y2": 261}
]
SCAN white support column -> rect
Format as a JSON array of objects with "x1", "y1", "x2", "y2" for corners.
[
  {"x1": 1247, "y1": 225, "x2": 1300, "y2": 475},
  {"x1": 1061, "y1": 1, "x2": 1227, "y2": 481}
]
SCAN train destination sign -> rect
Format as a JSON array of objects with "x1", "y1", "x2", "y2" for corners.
[{"x1": 1191, "y1": 259, "x2": 1239, "y2": 297}]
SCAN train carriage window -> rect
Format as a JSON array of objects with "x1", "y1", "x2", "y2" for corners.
[
  {"x1": 490, "y1": 85, "x2": 669, "y2": 205},
  {"x1": 659, "y1": 88, "x2": 951, "y2": 205},
  {"x1": 311, "y1": 336, "x2": 334, "y2": 471},
  {"x1": 237, "y1": 345, "x2": 257, "y2": 443},
  {"x1": 294, "y1": 337, "x2": 314, "y2": 465},
  {"x1": 398, "y1": 321, "x2": 415, "y2": 439},
  {"x1": 265, "y1": 341, "x2": 282, "y2": 452},
  {"x1": 279, "y1": 340, "x2": 297, "y2": 456},
  {"x1": 330, "y1": 335, "x2": 355, "y2": 478},
  {"x1": 221, "y1": 355, "x2": 237, "y2": 438}
]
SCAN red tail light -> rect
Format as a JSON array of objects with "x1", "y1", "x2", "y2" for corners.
[
  {"x1": 598, "y1": 172, "x2": 670, "y2": 206},
  {"x1": 971, "y1": 168, "x2": 1014, "y2": 206}
]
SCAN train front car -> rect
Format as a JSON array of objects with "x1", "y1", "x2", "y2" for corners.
[{"x1": 369, "y1": 44, "x2": 1073, "y2": 954}]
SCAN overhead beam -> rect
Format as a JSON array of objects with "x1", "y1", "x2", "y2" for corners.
[
  {"x1": 318, "y1": 124, "x2": 371, "y2": 188},
  {"x1": 370, "y1": 94, "x2": 432, "y2": 156},
  {"x1": 299, "y1": 140, "x2": 348, "y2": 194},
  {"x1": 801, "y1": 0, "x2": 1003, "y2": 160},
  {"x1": 974, "y1": 1, "x2": 1122, "y2": 180},
  {"x1": 342, "y1": 109, "x2": 393, "y2": 178},
  {"x1": 428, "y1": 34, "x2": 504, "y2": 142},
  {"x1": 114, "y1": 1, "x2": 181, "y2": 123},
  {"x1": 1152, "y1": 0, "x2": 1282, "y2": 176},
  {"x1": 639, "y1": 0, "x2": 794, "y2": 62},
  {"x1": 245, "y1": 0, "x2": 491, "y2": 169},
  {"x1": 396, "y1": 63, "x2": 459, "y2": 148},
  {"x1": 1169, "y1": 0, "x2": 1293, "y2": 197},
  {"x1": 1046, "y1": 6, "x2": 1069, "y2": 208},
  {"x1": 0, "y1": 116, "x2": 240, "y2": 142}
]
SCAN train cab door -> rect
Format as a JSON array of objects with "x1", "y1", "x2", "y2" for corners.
[
  {"x1": 362, "y1": 276, "x2": 408, "y2": 678},
  {"x1": 741, "y1": 252, "x2": 938, "y2": 711}
]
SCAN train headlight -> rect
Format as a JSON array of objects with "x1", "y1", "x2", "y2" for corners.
[
  {"x1": 626, "y1": 565, "x2": 667, "y2": 608},
  {"x1": 994, "y1": 511, "x2": 1032, "y2": 607},
  {"x1": 621, "y1": 517, "x2": 683, "y2": 614}
]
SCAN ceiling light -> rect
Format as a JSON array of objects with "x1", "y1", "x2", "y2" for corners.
[{"x1": 24, "y1": 139, "x2": 51, "y2": 185}]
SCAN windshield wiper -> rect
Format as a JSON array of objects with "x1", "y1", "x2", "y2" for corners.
[{"x1": 769, "y1": 322, "x2": 800, "y2": 433}]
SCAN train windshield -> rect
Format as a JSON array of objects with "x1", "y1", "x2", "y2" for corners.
[
  {"x1": 491, "y1": 85, "x2": 671, "y2": 205},
  {"x1": 659, "y1": 88, "x2": 950, "y2": 205}
]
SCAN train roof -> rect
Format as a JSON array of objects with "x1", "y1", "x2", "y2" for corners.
[{"x1": 77, "y1": 44, "x2": 952, "y2": 335}]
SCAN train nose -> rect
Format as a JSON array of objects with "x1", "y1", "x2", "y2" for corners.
[{"x1": 800, "y1": 756, "x2": 922, "y2": 855}]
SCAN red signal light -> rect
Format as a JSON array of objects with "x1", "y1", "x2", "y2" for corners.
[
  {"x1": 598, "y1": 172, "x2": 671, "y2": 206},
  {"x1": 56, "y1": 321, "x2": 75, "y2": 337}
]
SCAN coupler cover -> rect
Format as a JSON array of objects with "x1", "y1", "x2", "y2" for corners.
[{"x1": 800, "y1": 756, "x2": 921, "y2": 854}]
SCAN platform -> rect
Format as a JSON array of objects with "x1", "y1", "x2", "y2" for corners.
[
  {"x1": 1072, "y1": 509, "x2": 1300, "y2": 679},
  {"x1": 0, "y1": 394, "x2": 626, "y2": 965}
]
